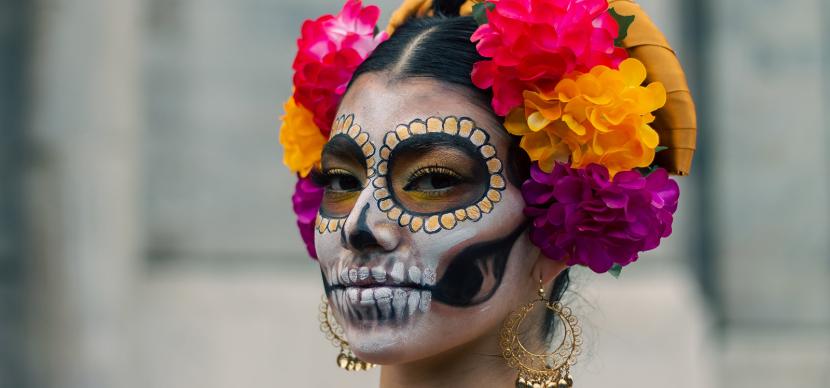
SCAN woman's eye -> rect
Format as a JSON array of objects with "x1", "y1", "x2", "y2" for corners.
[
  {"x1": 404, "y1": 169, "x2": 462, "y2": 192},
  {"x1": 326, "y1": 171, "x2": 361, "y2": 192},
  {"x1": 330, "y1": 175, "x2": 360, "y2": 191}
]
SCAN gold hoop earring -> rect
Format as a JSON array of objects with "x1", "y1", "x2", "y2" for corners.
[
  {"x1": 318, "y1": 294, "x2": 376, "y2": 371},
  {"x1": 499, "y1": 277, "x2": 581, "y2": 387}
]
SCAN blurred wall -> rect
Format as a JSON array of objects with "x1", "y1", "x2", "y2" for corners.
[{"x1": 3, "y1": 0, "x2": 828, "y2": 387}]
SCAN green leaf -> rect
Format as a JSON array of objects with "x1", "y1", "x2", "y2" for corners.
[
  {"x1": 655, "y1": 146, "x2": 669, "y2": 153},
  {"x1": 638, "y1": 165, "x2": 658, "y2": 177},
  {"x1": 609, "y1": 264, "x2": 623, "y2": 279},
  {"x1": 473, "y1": 2, "x2": 495, "y2": 26},
  {"x1": 608, "y1": 8, "x2": 635, "y2": 47}
]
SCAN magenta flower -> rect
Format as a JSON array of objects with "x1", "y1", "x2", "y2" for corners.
[
  {"x1": 471, "y1": 0, "x2": 628, "y2": 115},
  {"x1": 292, "y1": 176, "x2": 324, "y2": 259},
  {"x1": 292, "y1": 0, "x2": 388, "y2": 134},
  {"x1": 522, "y1": 162, "x2": 679, "y2": 273}
]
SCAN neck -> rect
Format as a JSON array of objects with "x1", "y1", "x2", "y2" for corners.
[{"x1": 378, "y1": 329, "x2": 516, "y2": 388}]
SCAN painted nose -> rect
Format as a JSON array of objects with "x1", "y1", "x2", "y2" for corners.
[{"x1": 343, "y1": 191, "x2": 400, "y2": 253}]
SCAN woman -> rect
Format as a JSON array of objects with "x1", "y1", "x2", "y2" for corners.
[{"x1": 280, "y1": 0, "x2": 696, "y2": 386}]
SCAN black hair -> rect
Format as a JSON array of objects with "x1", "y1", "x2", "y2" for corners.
[{"x1": 347, "y1": 1, "x2": 571, "y2": 341}]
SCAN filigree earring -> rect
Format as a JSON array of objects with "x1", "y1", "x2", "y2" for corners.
[
  {"x1": 318, "y1": 294, "x2": 376, "y2": 371},
  {"x1": 499, "y1": 277, "x2": 582, "y2": 387}
]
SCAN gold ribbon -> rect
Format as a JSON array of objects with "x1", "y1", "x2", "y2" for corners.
[
  {"x1": 608, "y1": 0, "x2": 697, "y2": 176},
  {"x1": 384, "y1": 0, "x2": 697, "y2": 175}
]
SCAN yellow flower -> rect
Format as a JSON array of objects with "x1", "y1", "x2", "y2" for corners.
[
  {"x1": 504, "y1": 58, "x2": 667, "y2": 177},
  {"x1": 279, "y1": 97, "x2": 327, "y2": 177}
]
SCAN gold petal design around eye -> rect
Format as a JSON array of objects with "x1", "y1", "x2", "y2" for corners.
[
  {"x1": 377, "y1": 161, "x2": 388, "y2": 175},
  {"x1": 399, "y1": 213, "x2": 412, "y2": 226},
  {"x1": 466, "y1": 205, "x2": 481, "y2": 221},
  {"x1": 427, "y1": 117, "x2": 443, "y2": 133},
  {"x1": 409, "y1": 217, "x2": 424, "y2": 232},
  {"x1": 443, "y1": 116, "x2": 459, "y2": 135},
  {"x1": 410, "y1": 120, "x2": 427, "y2": 135},
  {"x1": 458, "y1": 119, "x2": 474, "y2": 137},
  {"x1": 490, "y1": 174, "x2": 506, "y2": 189},
  {"x1": 478, "y1": 198, "x2": 493, "y2": 214},
  {"x1": 396, "y1": 124, "x2": 411, "y2": 141},
  {"x1": 425, "y1": 215, "x2": 441, "y2": 233},
  {"x1": 440, "y1": 213, "x2": 457, "y2": 229},
  {"x1": 343, "y1": 114, "x2": 354, "y2": 131},
  {"x1": 480, "y1": 144, "x2": 496, "y2": 159},
  {"x1": 380, "y1": 146, "x2": 391, "y2": 159},
  {"x1": 355, "y1": 132, "x2": 369, "y2": 146},
  {"x1": 384, "y1": 132, "x2": 400, "y2": 148},
  {"x1": 328, "y1": 219, "x2": 340, "y2": 233},
  {"x1": 487, "y1": 189, "x2": 502, "y2": 203},
  {"x1": 454, "y1": 209, "x2": 467, "y2": 221},
  {"x1": 348, "y1": 124, "x2": 361, "y2": 138},
  {"x1": 379, "y1": 199, "x2": 394, "y2": 211},
  {"x1": 362, "y1": 143, "x2": 375, "y2": 158},
  {"x1": 387, "y1": 207, "x2": 403, "y2": 222},
  {"x1": 318, "y1": 218, "x2": 329, "y2": 233},
  {"x1": 373, "y1": 177, "x2": 387, "y2": 188},
  {"x1": 374, "y1": 188, "x2": 390, "y2": 200},
  {"x1": 487, "y1": 158, "x2": 503, "y2": 174},
  {"x1": 469, "y1": 129, "x2": 487, "y2": 146}
]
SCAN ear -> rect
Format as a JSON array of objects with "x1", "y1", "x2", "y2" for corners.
[{"x1": 530, "y1": 249, "x2": 569, "y2": 286}]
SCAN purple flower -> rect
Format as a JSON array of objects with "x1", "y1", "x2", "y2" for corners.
[
  {"x1": 522, "y1": 162, "x2": 680, "y2": 273},
  {"x1": 292, "y1": 176, "x2": 324, "y2": 259}
]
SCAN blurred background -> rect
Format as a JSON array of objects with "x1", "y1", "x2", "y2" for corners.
[{"x1": 1, "y1": 0, "x2": 828, "y2": 387}]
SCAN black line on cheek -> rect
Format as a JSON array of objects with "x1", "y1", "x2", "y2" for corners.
[
  {"x1": 321, "y1": 269, "x2": 333, "y2": 297},
  {"x1": 429, "y1": 221, "x2": 530, "y2": 307}
]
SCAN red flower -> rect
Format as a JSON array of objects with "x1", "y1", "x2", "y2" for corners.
[
  {"x1": 471, "y1": 0, "x2": 628, "y2": 116},
  {"x1": 292, "y1": 0, "x2": 388, "y2": 134}
]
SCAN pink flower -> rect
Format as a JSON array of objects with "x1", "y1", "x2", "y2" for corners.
[
  {"x1": 522, "y1": 162, "x2": 679, "y2": 273},
  {"x1": 292, "y1": 0, "x2": 388, "y2": 134},
  {"x1": 471, "y1": 0, "x2": 628, "y2": 116},
  {"x1": 292, "y1": 176, "x2": 324, "y2": 259}
]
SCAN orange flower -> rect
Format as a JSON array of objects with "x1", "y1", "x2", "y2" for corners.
[
  {"x1": 505, "y1": 58, "x2": 667, "y2": 177},
  {"x1": 279, "y1": 97, "x2": 327, "y2": 177}
]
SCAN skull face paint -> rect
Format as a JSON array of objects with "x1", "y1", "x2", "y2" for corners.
[{"x1": 314, "y1": 75, "x2": 539, "y2": 364}]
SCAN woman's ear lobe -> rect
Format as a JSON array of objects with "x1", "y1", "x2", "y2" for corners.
[{"x1": 530, "y1": 250, "x2": 569, "y2": 286}]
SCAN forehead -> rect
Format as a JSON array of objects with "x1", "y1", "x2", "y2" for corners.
[{"x1": 336, "y1": 73, "x2": 509, "y2": 145}]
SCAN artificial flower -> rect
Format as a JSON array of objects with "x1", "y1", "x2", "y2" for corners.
[
  {"x1": 279, "y1": 97, "x2": 327, "y2": 177},
  {"x1": 505, "y1": 58, "x2": 667, "y2": 177},
  {"x1": 292, "y1": 176, "x2": 324, "y2": 259},
  {"x1": 292, "y1": 0, "x2": 388, "y2": 134},
  {"x1": 522, "y1": 162, "x2": 679, "y2": 273},
  {"x1": 471, "y1": 0, "x2": 628, "y2": 116}
]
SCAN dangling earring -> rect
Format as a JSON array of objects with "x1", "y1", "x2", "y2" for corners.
[
  {"x1": 318, "y1": 294, "x2": 376, "y2": 371},
  {"x1": 499, "y1": 276, "x2": 582, "y2": 388}
]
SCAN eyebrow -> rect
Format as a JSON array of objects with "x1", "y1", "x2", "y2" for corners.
[{"x1": 321, "y1": 134, "x2": 367, "y2": 169}]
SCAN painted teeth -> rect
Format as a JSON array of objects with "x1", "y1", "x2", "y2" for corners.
[
  {"x1": 347, "y1": 288, "x2": 359, "y2": 304},
  {"x1": 422, "y1": 267, "x2": 436, "y2": 286},
  {"x1": 360, "y1": 289, "x2": 375, "y2": 306},
  {"x1": 357, "y1": 267, "x2": 370, "y2": 281},
  {"x1": 371, "y1": 266, "x2": 387, "y2": 282},
  {"x1": 408, "y1": 266, "x2": 422, "y2": 284},
  {"x1": 390, "y1": 262, "x2": 405, "y2": 283},
  {"x1": 349, "y1": 269, "x2": 358, "y2": 283}
]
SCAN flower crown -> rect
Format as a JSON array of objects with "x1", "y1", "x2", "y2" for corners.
[{"x1": 280, "y1": 0, "x2": 697, "y2": 275}]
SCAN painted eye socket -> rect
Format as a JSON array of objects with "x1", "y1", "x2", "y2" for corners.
[
  {"x1": 325, "y1": 168, "x2": 362, "y2": 192},
  {"x1": 403, "y1": 167, "x2": 463, "y2": 194}
]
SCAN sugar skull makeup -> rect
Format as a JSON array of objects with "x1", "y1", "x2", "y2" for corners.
[{"x1": 312, "y1": 75, "x2": 541, "y2": 364}]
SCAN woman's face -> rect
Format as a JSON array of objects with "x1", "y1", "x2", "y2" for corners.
[{"x1": 314, "y1": 73, "x2": 539, "y2": 364}]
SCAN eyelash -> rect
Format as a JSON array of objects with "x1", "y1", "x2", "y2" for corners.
[
  {"x1": 404, "y1": 165, "x2": 464, "y2": 194},
  {"x1": 311, "y1": 168, "x2": 360, "y2": 191}
]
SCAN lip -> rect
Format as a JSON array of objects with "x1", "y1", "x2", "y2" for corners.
[{"x1": 327, "y1": 262, "x2": 437, "y2": 289}]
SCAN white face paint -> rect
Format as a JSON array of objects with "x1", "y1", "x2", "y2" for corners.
[{"x1": 314, "y1": 74, "x2": 539, "y2": 364}]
